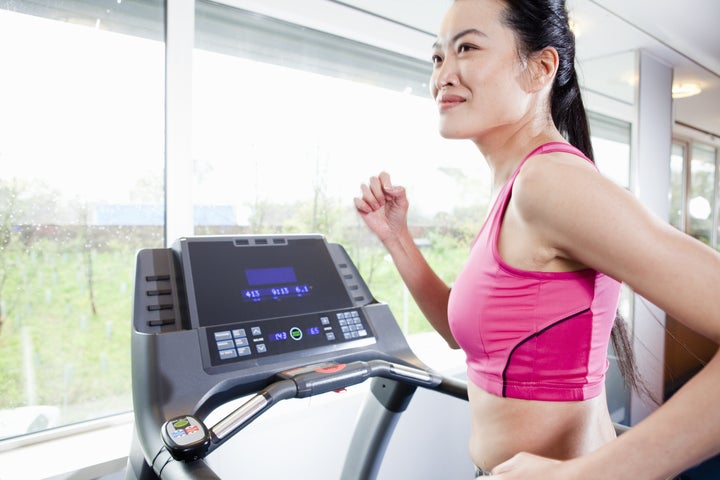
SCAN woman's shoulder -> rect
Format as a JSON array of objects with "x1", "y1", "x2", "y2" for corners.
[{"x1": 513, "y1": 149, "x2": 600, "y2": 216}]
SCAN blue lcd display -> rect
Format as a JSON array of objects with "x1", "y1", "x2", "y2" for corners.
[
  {"x1": 267, "y1": 326, "x2": 321, "y2": 342},
  {"x1": 242, "y1": 284, "x2": 311, "y2": 302},
  {"x1": 242, "y1": 267, "x2": 311, "y2": 303},
  {"x1": 245, "y1": 267, "x2": 297, "y2": 286},
  {"x1": 268, "y1": 331, "x2": 288, "y2": 342},
  {"x1": 186, "y1": 237, "x2": 353, "y2": 328}
]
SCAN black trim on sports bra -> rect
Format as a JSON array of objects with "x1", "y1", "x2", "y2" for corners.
[{"x1": 501, "y1": 307, "x2": 591, "y2": 397}]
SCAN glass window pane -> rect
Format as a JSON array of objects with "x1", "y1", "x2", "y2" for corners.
[
  {"x1": 0, "y1": 1, "x2": 164, "y2": 439},
  {"x1": 587, "y1": 113, "x2": 633, "y2": 327},
  {"x1": 588, "y1": 111, "x2": 631, "y2": 188},
  {"x1": 586, "y1": 112, "x2": 634, "y2": 424},
  {"x1": 190, "y1": 2, "x2": 638, "y2": 344},
  {"x1": 688, "y1": 143, "x2": 717, "y2": 246},
  {"x1": 192, "y1": 2, "x2": 484, "y2": 335},
  {"x1": 669, "y1": 143, "x2": 687, "y2": 230},
  {"x1": 715, "y1": 150, "x2": 720, "y2": 252}
]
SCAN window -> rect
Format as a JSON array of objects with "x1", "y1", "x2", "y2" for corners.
[
  {"x1": 671, "y1": 139, "x2": 720, "y2": 248},
  {"x1": 670, "y1": 142, "x2": 688, "y2": 231},
  {"x1": 588, "y1": 111, "x2": 633, "y2": 425},
  {"x1": 0, "y1": 0, "x2": 644, "y2": 442},
  {"x1": 665, "y1": 138, "x2": 719, "y2": 401},
  {"x1": 0, "y1": 0, "x2": 164, "y2": 439},
  {"x1": 191, "y1": 0, "x2": 485, "y2": 335},
  {"x1": 589, "y1": 111, "x2": 631, "y2": 189},
  {"x1": 688, "y1": 143, "x2": 718, "y2": 246},
  {"x1": 588, "y1": 111, "x2": 634, "y2": 327}
]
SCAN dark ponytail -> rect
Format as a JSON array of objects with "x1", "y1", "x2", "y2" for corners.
[
  {"x1": 500, "y1": 0, "x2": 650, "y2": 400},
  {"x1": 551, "y1": 71, "x2": 594, "y2": 161},
  {"x1": 500, "y1": 0, "x2": 594, "y2": 160},
  {"x1": 612, "y1": 310, "x2": 657, "y2": 403}
]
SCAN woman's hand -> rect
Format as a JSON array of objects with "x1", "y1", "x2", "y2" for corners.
[
  {"x1": 354, "y1": 172, "x2": 409, "y2": 245},
  {"x1": 354, "y1": 171, "x2": 456, "y2": 345}
]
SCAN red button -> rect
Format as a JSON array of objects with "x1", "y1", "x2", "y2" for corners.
[{"x1": 315, "y1": 364, "x2": 346, "y2": 374}]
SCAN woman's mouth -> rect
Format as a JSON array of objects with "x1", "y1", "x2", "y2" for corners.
[{"x1": 437, "y1": 94, "x2": 466, "y2": 111}]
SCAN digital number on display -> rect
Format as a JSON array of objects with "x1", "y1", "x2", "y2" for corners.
[
  {"x1": 241, "y1": 284, "x2": 311, "y2": 302},
  {"x1": 267, "y1": 326, "x2": 322, "y2": 342}
]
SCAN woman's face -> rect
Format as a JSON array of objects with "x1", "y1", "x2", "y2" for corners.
[{"x1": 430, "y1": 0, "x2": 534, "y2": 141}]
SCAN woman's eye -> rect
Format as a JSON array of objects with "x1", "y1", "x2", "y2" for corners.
[
  {"x1": 458, "y1": 44, "x2": 474, "y2": 53},
  {"x1": 431, "y1": 54, "x2": 443, "y2": 65}
]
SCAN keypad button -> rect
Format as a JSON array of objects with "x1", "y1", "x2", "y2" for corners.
[
  {"x1": 219, "y1": 349, "x2": 238, "y2": 360},
  {"x1": 216, "y1": 340, "x2": 235, "y2": 350},
  {"x1": 214, "y1": 331, "x2": 232, "y2": 341}
]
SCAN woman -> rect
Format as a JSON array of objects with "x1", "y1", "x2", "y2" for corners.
[{"x1": 354, "y1": 0, "x2": 720, "y2": 478}]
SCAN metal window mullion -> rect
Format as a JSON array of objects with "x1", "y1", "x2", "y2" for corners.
[
  {"x1": 682, "y1": 140, "x2": 691, "y2": 234},
  {"x1": 714, "y1": 145, "x2": 720, "y2": 249},
  {"x1": 164, "y1": 0, "x2": 195, "y2": 246}
]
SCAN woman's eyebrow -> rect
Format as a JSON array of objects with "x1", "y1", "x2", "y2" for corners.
[{"x1": 432, "y1": 28, "x2": 488, "y2": 50}]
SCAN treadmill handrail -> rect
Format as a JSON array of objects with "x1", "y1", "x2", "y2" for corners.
[
  {"x1": 161, "y1": 359, "x2": 463, "y2": 465},
  {"x1": 211, "y1": 379, "x2": 297, "y2": 442}
]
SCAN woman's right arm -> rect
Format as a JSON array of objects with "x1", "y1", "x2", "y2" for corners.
[{"x1": 354, "y1": 172, "x2": 458, "y2": 348}]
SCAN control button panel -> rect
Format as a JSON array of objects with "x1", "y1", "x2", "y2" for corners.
[
  {"x1": 206, "y1": 308, "x2": 373, "y2": 366},
  {"x1": 336, "y1": 310, "x2": 368, "y2": 340}
]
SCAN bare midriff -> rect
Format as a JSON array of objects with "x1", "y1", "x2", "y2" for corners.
[{"x1": 467, "y1": 381, "x2": 618, "y2": 471}]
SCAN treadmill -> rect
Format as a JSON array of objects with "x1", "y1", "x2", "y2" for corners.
[{"x1": 125, "y1": 234, "x2": 468, "y2": 480}]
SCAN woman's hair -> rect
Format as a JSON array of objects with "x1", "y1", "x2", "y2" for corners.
[
  {"x1": 498, "y1": 0, "x2": 652, "y2": 400},
  {"x1": 499, "y1": 0, "x2": 594, "y2": 161}
]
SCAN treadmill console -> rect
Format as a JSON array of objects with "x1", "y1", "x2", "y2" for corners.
[{"x1": 181, "y1": 236, "x2": 375, "y2": 369}]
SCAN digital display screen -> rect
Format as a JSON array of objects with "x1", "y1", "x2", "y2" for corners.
[
  {"x1": 246, "y1": 267, "x2": 296, "y2": 286},
  {"x1": 243, "y1": 267, "x2": 311, "y2": 302},
  {"x1": 184, "y1": 237, "x2": 354, "y2": 328},
  {"x1": 266, "y1": 326, "x2": 322, "y2": 342}
]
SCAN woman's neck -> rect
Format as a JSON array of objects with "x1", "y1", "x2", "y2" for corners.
[{"x1": 474, "y1": 116, "x2": 566, "y2": 191}]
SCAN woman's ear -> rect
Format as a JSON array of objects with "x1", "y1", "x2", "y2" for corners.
[{"x1": 526, "y1": 46, "x2": 559, "y2": 92}]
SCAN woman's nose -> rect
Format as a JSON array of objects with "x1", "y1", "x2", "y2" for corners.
[{"x1": 432, "y1": 59, "x2": 458, "y2": 93}]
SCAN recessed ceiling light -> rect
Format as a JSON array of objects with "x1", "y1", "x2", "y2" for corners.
[{"x1": 672, "y1": 83, "x2": 702, "y2": 99}]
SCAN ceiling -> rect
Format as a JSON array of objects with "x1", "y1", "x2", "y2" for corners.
[{"x1": 336, "y1": 0, "x2": 720, "y2": 139}]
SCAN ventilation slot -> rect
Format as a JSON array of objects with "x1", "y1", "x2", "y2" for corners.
[
  {"x1": 146, "y1": 289, "x2": 171, "y2": 296},
  {"x1": 147, "y1": 304, "x2": 174, "y2": 311},
  {"x1": 234, "y1": 237, "x2": 288, "y2": 246},
  {"x1": 146, "y1": 274, "x2": 170, "y2": 282},
  {"x1": 148, "y1": 318, "x2": 175, "y2": 327}
]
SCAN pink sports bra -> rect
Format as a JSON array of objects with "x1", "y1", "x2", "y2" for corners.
[{"x1": 447, "y1": 142, "x2": 621, "y2": 401}]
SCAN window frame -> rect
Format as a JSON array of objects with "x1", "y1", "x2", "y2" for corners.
[{"x1": 672, "y1": 131, "x2": 720, "y2": 248}]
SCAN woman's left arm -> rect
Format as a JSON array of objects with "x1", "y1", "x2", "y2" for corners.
[{"x1": 499, "y1": 154, "x2": 720, "y2": 479}]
